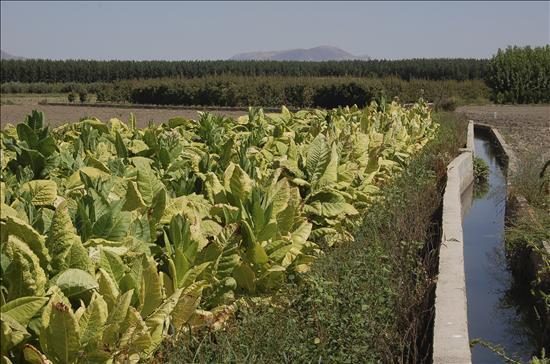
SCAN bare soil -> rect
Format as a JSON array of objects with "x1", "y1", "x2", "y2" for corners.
[
  {"x1": 3, "y1": 103, "x2": 548, "y2": 161},
  {"x1": 457, "y1": 105, "x2": 550, "y2": 159},
  {"x1": 0, "y1": 104, "x2": 245, "y2": 128}
]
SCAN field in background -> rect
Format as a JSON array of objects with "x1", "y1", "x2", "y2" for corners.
[
  {"x1": 0, "y1": 103, "x2": 245, "y2": 128},
  {"x1": 457, "y1": 105, "x2": 550, "y2": 159}
]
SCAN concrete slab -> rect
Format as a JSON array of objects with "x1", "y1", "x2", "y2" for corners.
[{"x1": 433, "y1": 121, "x2": 474, "y2": 364}]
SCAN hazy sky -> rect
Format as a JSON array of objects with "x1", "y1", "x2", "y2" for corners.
[{"x1": 1, "y1": 1, "x2": 549, "y2": 60}]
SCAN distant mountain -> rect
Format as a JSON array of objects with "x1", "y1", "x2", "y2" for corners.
[
  {"x1": 1, "y1": 50, "x2": 25, "y2": 60},
  {"x1": 230, "y1": 46, "x2": 370, "y2": 61}
]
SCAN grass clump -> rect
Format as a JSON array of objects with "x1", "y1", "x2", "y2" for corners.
[
  {"x1": 506, "y1": 152, "x2": 550, "y2": 357},
  {"x1": 473, "y1": 156, "x2": 490, "y2": 198},
  {"x1": 474, "y1": 156, "x2": 489, "y2": 184},
  {"x1": 155, "y1": 112, "x2": 467, "y2": 363},
  {"x1": 506, "y1": 208, "x2": 550, "y2": 357},
  {"x1": 511, "y1": 153, "x2": 550, "y2": 209}
]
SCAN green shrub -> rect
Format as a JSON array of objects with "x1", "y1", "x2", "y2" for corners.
[
  {"x1": 78, "y1": 90, "x2": 88, "y2": 103},
  {"x1": 67, "y1": 92, "x2": 76, "y2": 103},
  {"x1": 436, "y1": 97, "x2": 457, "y2": 111}
]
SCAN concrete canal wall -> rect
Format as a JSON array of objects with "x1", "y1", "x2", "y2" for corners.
[{"x1": 433, "y1": 121, "x2": 474, "y2": 364}]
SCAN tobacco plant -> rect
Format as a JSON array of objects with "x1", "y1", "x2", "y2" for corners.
[{"x1": 0, "y1": 101, "x2": 436, "y2": 363}]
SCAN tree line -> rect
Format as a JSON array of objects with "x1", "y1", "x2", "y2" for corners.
[
  {"x1": 1, "y1": 76, "x2": 489, "y2": 109},
  {"x1": 2, "y1": 46, "x2": 547, "y2": 105},
  {"x1": 0, "y1": 58, "x2": 488, "y2": 83}
]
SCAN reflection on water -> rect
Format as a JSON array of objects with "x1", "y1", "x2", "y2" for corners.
[{"x1": 463, "y1": 134, "x2": 539, "y2": 363}]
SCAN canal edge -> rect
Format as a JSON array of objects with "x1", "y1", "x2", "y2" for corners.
[{"x1": 433, "y1": 120, "x2": 474, "y2": 364}]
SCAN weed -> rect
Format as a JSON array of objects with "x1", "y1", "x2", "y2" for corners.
[
  {"x1": 511, "y1": 152, "x2": 550, "y2": 209},
  {"x1": 474, "y1": 156, "x2": 489, "y2": 184}
]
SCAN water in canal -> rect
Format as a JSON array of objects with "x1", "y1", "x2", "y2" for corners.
[{"x1": 463, "y1": 133, "x2": 539, "y2": 363}]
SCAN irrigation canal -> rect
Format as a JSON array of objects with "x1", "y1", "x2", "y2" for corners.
[{"x1": 463, "y1": 132, "x2": 540, "y2": 363}]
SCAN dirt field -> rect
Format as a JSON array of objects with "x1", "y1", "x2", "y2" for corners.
[
  {"x1": 457, "y1": 105, "x2": 550, "y2": 159},
  {"x1": 0, "y1": 104, "x2": 245, "y2": 128},
  {"x1": 2, "y1": 103, "x2": 548, "y2": 160}
]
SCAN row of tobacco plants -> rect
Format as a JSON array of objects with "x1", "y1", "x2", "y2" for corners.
[{"x1": 0, "y1": 101, "x2": 438, "y2": 363}]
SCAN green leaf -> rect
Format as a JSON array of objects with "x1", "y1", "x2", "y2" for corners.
[
  {"x1": 0, "y1": 182, "x2": 5, "y2": 204},
  {"x1": 1, "y1": 316, "x2": 31, "y2": 356},
  {"x1": 17, "y1": 123, "x2": 38, "y2": 147},
  {"x1": 118, "y1": 306, "x2": 152, "y2": 356},
  {"x1": 122, "y1": 181, "x2": 147, "y2": 211},
  {"x1": 268, "y1": 178, "x2": 290, "y2": 215},
  {"x1": 257, "y1": 220, "x2": 277, "y2": 242},
  {"x1": 3, "y1": 236, "x2": 48, "y2": 301},
  {"x1": 223, "y1": 163, "x2": 253, "y2": 202},
  {"x1": 1, "y1": 297, "x2": 48, "y2": 326},
  {"x1": 79, "y1": 119, "x2": 109, "y2": 134},
  {"x1": 36, "y1": 136, "x2": 57, "y2": 157},
  {"x1": 47, "y1": 203, "x2": 94, "y2": 275},
  {"x1": 78, "y1": 292, "x2": 108, "y2": 347},
  {"x1": 99, "y1": 249, "x2": 126, "y2": 284},
  {"x1": 180, "y1": 262, "x2": 210, "y2": 289},
  {"x1": 26, "y1": 110, "x2": 44, "y2": 131},
  {"x1": 114, "y1": 131, "x2": 128, "y2": 158},
  {"x1": 317, "y1": 143, "x2": 339, "y2": 188},
  {"x1": 233, "y1": 263, "x2": 255, "y2": 293},
  {"x1": 19, "y1": 148, "x2": 46, "y2": 178},
  {"x1": 92, "y1": 209, "x2": 131, "y2": 242},
  {"x1": 136, "y1": 167, "x2": 163, "y2": 206},
  {"x1": 170, "y1": 284, "x2": 205, "y2": 330},
  {"x1": 102, "y1": 289, "x2": 133, "y2": 345},
  {"x1": 39, "y1": 299, "x2": 81, "y2": 364},
  {"x1": 85, "y1": 156, "x2": 111, "y2": 173},
  {"x1": 306, "y1": 134, "x2": 331, "y2": 182},
  {"x1": 22, "y1": 344, "x2": 50, "y2": 364},
  {"x1": 140, "y1": 257, "x2": 163, "y2": 318},
  {"x1": 291, "y1": 221, "x2": 312, "y2": 245},
  {"x1": 276, "y1": 187, "x2": 301, "y2": 235},
  {"x1": 3, "y1": 215, "x2": 50, "y2": 272},
  {"x1": 96, "y1": 268, "x2": 120, "y2": 311},
  {"x1": 20, "y1": 180, "x2": 57, "y2": 206},
  {"x1": 52, "y1": 269, "x2": 99, "y2": 302},
  {"x1": 149, "y1": 188, "x2": 166, "y2": 225},
  {"x1": 241, "y1": 220, "x2": 269, "y2": 265},
  {"x1": 173, "y1": 250, "x2": 190, "y2": 287},
  {"x1": 119, "y1": 259, "x2": 144, "y2": 306}
]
